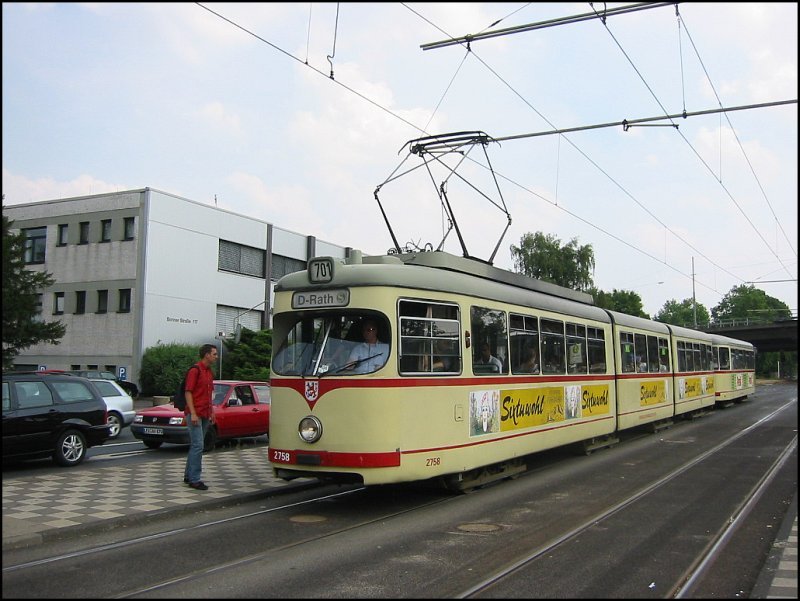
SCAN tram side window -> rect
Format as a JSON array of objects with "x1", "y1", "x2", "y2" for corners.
[
  {"x1": 566, "y1": 322, "x2": 587, "y2": 374},
  {"x1": 703, "y1": 344, "x2": 713, "y2": 371},
  {"x1": 634, "y1": 333, "x2": 648, "y2": 373},
  {"x1": 470, "y1": 306, "x2": 508, "y2": 375},
  {"x1": 694, "y1": 343, "x2": 704, "y2": 372},
  {"x1": 398, "y1": 300, "x2": 460, "y2": 375},
  {"x1": 677, "y1": 341, "x2": 688, "y2": 372},
  {"x1": 540, "y1": 318, "x2": 566, "y2": 375},
  {"x1": 587, "y1": 327, "x2": 607, "y2": 373},
  {"x1": 647, "y1": 335, "x2": 660, "y2": 373},
  {"x1": 710, "y1": 346, "x2": 719, "y2": 370},
  {"x1": 658, "y1": 337, "x2": 670, "y2": 372},
  {"x1": 510, "y1": 313, "x2": 540, "y2": 374},
  {"x1": 718, "y1": 347, "x2": 730, "y2": 370},
  {"x1": 620, "y1": 331, "x2": 635, "y2": 373}
]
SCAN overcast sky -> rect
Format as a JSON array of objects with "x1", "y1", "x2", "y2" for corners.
[{"x1": 3, "y1": 2, "x2": 797, "y2": 318}]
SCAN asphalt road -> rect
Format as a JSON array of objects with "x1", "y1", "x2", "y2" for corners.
[{"x1": 2, "y1": 382, "x2": 795, "y2": 598}]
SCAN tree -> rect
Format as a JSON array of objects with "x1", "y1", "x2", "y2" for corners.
[
  {"x1": 712, "y1": 284, "x2": 792, "y2": 323},
  {"x1": 590, "y1": 287, "x2": 649, "y2": 318},
  {"x1": 510, "y1": 232, "x2": 595, "y2": 291},
  {"x1": 654, "y1": 299, "x2": 711, "y2": 327},
  {"x1": 710, "y1": 285, "x2": 794, "y2": 379},
  {"x1": 2, "y1": 213, "x2": 66, "y2": 369},
  {"x1": 222, "y1": 327, "x2": 272, "y2": 381}
]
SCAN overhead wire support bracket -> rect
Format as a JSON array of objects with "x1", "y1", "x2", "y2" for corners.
[{"x1": 421, "y1": 2, "x2": 679, "y2": 51}]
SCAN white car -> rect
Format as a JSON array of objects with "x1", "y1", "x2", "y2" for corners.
[{"x1": 90, "y1": 378, "x2": 135, "y2": 438}]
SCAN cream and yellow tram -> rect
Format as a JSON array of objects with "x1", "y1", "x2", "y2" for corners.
[
  {"x1": 269, "y1": 251, "x2": 621, "y2": 488},
  {"x1": 666, "y1": 324, "x2": 717, "y2": 416},
  {"x1": 607, "y1": 312, "x2": 674, "y2": 430},
  {"x1": 711, "y1": 333, "x2": 756, "y2": 404}
]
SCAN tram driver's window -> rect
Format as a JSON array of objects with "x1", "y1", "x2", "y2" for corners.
[{"x1": 470, "y1": 306, "x2": 508, "y2": 375}]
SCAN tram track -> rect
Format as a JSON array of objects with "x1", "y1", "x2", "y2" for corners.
[
  {"x1": 457, "y1": 399, "x2": 797, "y2": 599},
  {"x1": 2, "y1": 389, "x2": 795, "y2": 598}
]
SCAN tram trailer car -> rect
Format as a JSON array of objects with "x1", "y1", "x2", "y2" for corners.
[
  {"x1": 268, "y1": 251, "x2": 755, "y2": 490},
  {"x1": 710, "y1": 333, "x2": 756, "y2": 404}
]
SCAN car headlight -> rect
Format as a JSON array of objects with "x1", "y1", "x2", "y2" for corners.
[
  {"x1": 134, "y1": 415, "x2": 143, "y2": 423},
  {"x1": 298, "y1": 416, "x2": 322, "y2": 443},
  {"x1": 169, "y1": 416, "x2": 186, "y2": 425}
]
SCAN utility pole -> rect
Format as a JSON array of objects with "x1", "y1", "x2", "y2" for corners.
[{"x1": 692, "y1": 257, "x2": 697, "y2": 328}]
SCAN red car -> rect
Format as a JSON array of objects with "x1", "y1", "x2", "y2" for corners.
[{"x1": 131, "y1": 380, "x2": 270, "y2": 451}]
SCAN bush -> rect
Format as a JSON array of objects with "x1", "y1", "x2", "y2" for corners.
[
  {"x1": 222, "y1": 328, "x2": 272, "y2": 382},
  {"x1": 140, "y1": 342, "x2": 199, "y2": 396}
]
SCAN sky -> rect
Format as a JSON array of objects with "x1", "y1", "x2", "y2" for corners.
[{"x1": 3, "y1": 2, "x2": 797, "y2": 319}]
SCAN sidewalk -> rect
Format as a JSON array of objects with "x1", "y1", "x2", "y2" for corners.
[
  {"x1": 3, "y1": 397, "x2": 314, "y2": 551},
  {"x1": 2, "y1": 444, "x2": 315, "y2": 551}
]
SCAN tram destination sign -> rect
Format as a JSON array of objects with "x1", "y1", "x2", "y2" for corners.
[{"x1": 292, "y1": 289, "x2": 350, "y2": 309}]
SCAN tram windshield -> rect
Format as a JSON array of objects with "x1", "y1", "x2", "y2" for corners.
[{"x1": 272, "y1": 312, "x2": 391, "y2": 377}]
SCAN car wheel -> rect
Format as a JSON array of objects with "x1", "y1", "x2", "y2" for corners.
[
  {"x1": 53, "y1": 429, "x2": 87, "y2": 467},
  {"x1": 203, "y1": 427, "x2": 217, "y2": 452},
  {"x1": 106, "y1": 412, "x2": 123, "y2": 438},
  {"x1": 143, "y1": 440, "x2": 163, "y2": 449}
]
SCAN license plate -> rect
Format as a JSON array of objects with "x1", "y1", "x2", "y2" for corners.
[{"x1": 143, "y1": 427, "x2": 163, "y2": 435}]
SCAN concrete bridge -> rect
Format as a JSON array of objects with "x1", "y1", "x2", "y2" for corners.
[{"x1": 700, "y1": 318, "x2": 798, "y2": 354}]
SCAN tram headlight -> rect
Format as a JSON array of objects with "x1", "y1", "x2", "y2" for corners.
[{"x1": 298, "y1": 415, "x2": 323, "y2": 443}]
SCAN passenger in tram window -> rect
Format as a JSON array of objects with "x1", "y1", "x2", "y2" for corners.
[
  {"x1": 517, "y1": 344, "x2": 539, "y2": 374},
  {"x1": 431, "y1": 339, "x2": 455, "y2": 372},
  {"x1": 475, "y1": 342, "x2": 503, "y2": 373},
  {"x1": 345, "y1": 318, "x2": 389, "y2": 374}
]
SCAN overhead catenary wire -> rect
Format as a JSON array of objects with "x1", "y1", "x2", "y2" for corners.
[
  {"x1": 197, "y1": 2, "x2": 793, "y2": 303},
  {"x1": 590, "y1": 3, "x2": 796, "y2": 280}
]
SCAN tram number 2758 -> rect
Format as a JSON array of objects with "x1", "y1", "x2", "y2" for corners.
[
  {"x1": 272, "y1": 450, "x2": 291, "y2": 463},
  {"x1": 426, "y1": 457, "x2": 441, "y2": 467}
]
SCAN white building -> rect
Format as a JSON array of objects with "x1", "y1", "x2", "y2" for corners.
[{"x1": 5, "y1": 187, "x2": 352, "y2": 389}]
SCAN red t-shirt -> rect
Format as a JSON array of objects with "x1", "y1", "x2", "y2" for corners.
[{"x1": 185, "y1": 361, "x2": 214, "y2": 418}]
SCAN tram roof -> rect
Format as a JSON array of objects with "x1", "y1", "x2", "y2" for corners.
[
  {"x1": 276, "y1": 250, "x2": 610, "y2": 323},
  {"x1": 708, "y1": 332, "x2": 755, "y2": 349}
]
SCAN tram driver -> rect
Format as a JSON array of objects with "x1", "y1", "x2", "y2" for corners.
[{"x1": 345, "y1": 318, "x2": 389, "y2": 374}]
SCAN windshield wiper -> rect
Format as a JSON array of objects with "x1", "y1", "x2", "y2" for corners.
[{"x1": 321, "y1": 351, "x2": 384, "y2": 376}]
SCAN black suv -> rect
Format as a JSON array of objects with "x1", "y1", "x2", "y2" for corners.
[{"x1": 2, "y1": 372, "x2": 111, "y2": 466}]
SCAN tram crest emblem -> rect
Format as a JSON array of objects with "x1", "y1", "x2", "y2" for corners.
[{"x1": 304, "y1": 380, "x2": 319, "y2": 403}]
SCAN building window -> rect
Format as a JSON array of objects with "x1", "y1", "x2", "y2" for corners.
[
  {"x1": 118, "y1": 288, "x2": 131, "y2": 313},
  {"x1": 57, "y1": 224, "x2": 69, "y2": 246},
  {"x1": 271, "y1": 254, "x2": 306, "y2": 279},
  {"x1": 54, "y1": 292, "x2": 65, "y2": 315},
  {"x1": 218, "y1": 240, "x2": 265, "y2": 278},
  {"x1": 75, "y1": 291, "x2": 86, "y2": 314},
  {"x1": 34, "y1": 293, "x2": 44, "y2": 321},
  {"x1": 79, "y1": 221, "x2": 90, "y2": 244},
  {"x1": 123, "y1": 217, "x2": 135, "y2": 240},
  {"x1": 97, "y1": 290, "x2": 108, "y2": 314},
  {"x1": 101, "y1": 219, "x2": 112, "y2": 242},
  {"x1": 23, "y1": 227, "x2": 47, "y2": 264}
]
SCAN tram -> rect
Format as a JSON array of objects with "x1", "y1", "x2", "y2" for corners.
[
  {"x1": 711, "y1": 333, "x2": 756, "y2": 404},
  {"x1": 268, "y1": 250, "x2": 756, "y2": 489}
]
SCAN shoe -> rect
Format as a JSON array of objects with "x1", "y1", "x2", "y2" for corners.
[
  {"x1": 188, "y1": 481, "x2": 208, "y2": 490},
  {"x1": 183, "y1": 477, "x2": 189, "y2": 484}
]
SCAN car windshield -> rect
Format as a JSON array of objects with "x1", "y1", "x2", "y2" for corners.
[
  {"x1": 213, "y1": 384, "x2": 229, "y2": 405},
  {"x1": 272, "y1": 312, "x2": 390, "y2": 377}
]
